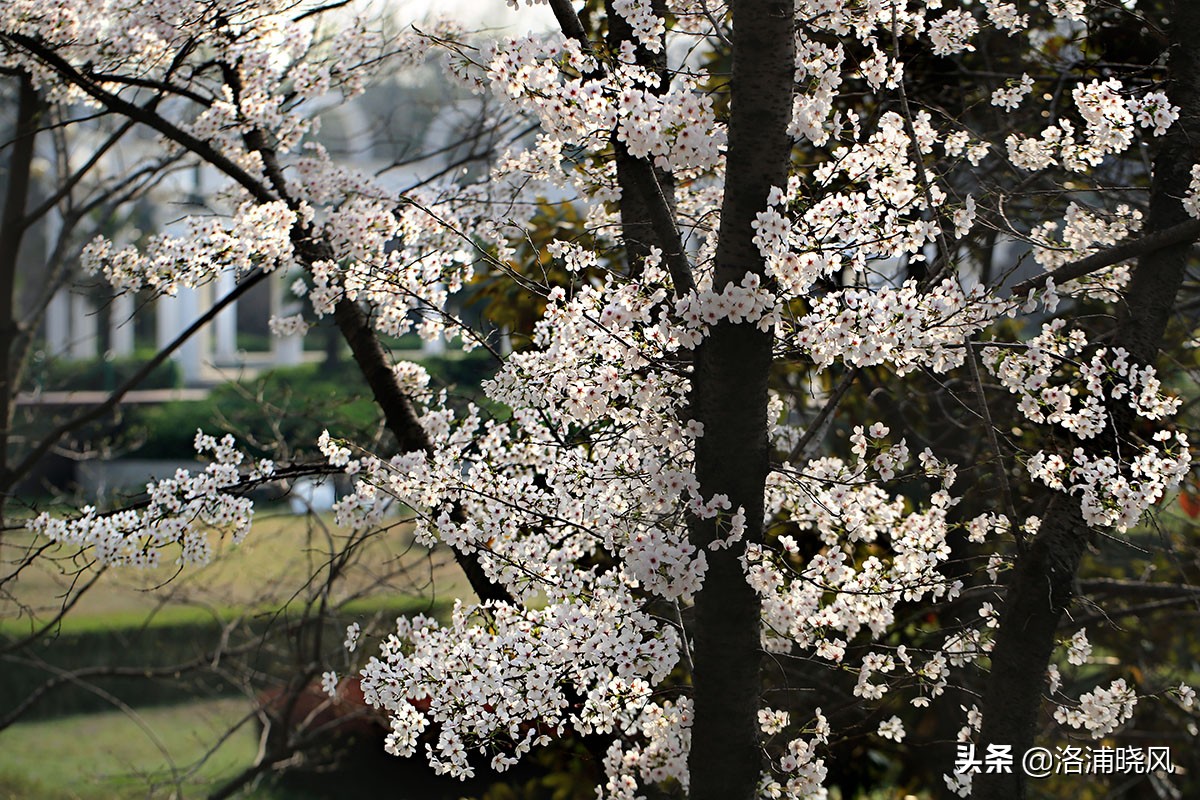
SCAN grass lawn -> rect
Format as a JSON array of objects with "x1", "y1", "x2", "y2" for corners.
[
  {"x1": 0, "y1": 506, "x2": 464, "y2": 749},
  {"x1": 0, "y1": 697, "x2": 263, "y2": 799},
  {"x1": 1, "y1": 508, "x2": 469, "y2": 638}
]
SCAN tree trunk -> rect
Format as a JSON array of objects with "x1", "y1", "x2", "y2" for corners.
[
  {"x1": 687, "y1": 1, "x2": 794, "y2": 798},
  {"x1": 605, "y1": 0, "x2": 676, "y2": 275},
  {"x1": 974, "y1": 3, "x2": 1200, "y2": 796},
  {"x1": 0, "y1": 73, "x2": 42, "y2": 522}
]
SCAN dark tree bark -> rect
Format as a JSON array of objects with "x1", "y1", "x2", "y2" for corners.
[
  {"x1": 605, "y1": 0, "x2": 678, "y2": 275},
  {"x1": 974, "y1": 3, "x2": 1200, "y2": 797},
  {"x1": 686, "y1": 1, "x2": 794, "y2": 798},
  {"x1": 0, "y1": 72, "x2": 42, "y2": 523}
]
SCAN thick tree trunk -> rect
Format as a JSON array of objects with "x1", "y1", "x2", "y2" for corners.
[
  {"x1": 687, "y1": 2, "x2": 794, "y2": 799},
  {"x1": 0, "y1": 73, "x2": 42, "y2": 522},
  {"x1": 974, "y1": 496, "x2": 1088, "y2": 799},
  {"x1": 974, "y1": 3, "x2": 1200, "y2": 797},
  {"x1": 605, "y1": 0, "x2": 677, "y2": 275}
]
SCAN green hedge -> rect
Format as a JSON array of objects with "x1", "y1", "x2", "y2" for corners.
[
  {"x1": 0, "y1": 596, "x2": 442, "y2": 721},
  {"x1": 126, "y1": 354, "x2": 497, "y2": 459},
  {"x1": 128, "y1": 361, "x2": 380, "y2": 459},
  {"x1": 25, "y1": 351, "x2": 181, "y2": 393}
]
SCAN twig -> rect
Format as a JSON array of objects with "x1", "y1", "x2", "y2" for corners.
[
  {"x1": 1010, "y1": 217, "x2": 1200, "y2": 296},
  {"x1": 966, "y1": 340, "x2": 1021, "y2": 553},
  {"x1": 787, "y1": 368, "x2": 858, "y2": 464}
]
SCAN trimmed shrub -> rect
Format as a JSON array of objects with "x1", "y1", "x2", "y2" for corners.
[{"x1": 26, "y1": 351, "x2": 181, "y2": 393}]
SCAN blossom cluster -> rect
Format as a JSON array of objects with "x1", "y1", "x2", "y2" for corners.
[
  {"x1": 1185, "y1": 164, "x2": 1200, "y2": 219},
  {"x1": 81, "y1": 201, "x2": 299, "y2": 295},
  {"x1": 786, "y1": 279, "x2": 1016, "y2": 375},
  {"x1": 306, "y1": 260, "x2": 707, "y2": 794},
  {"x1": 1054, "y1": 678, "x2": 1139, "y2": 738},
  {"x1": 762, "y1": 111, "x2": 948, "y2": 275},
  {"x1": 359, "y1": 591, "x2": 681, "y2": 780},
  {"x1": 1006, "y1": 79, "x2": 1179, "y2": 172},
  {"x1": 985, "y1": 321, "x2": 1191, "y2": 529},
  {"x1": 1030, "y1": 204, "x2": 1142, "y2": 301},
  {"x1": 26, "y1": 431, "x2": 267, "y2": 566},
  {"x1": 482, "y1": 32, "x2": 724, "y2": 180},
  {"x1": 991, "y1": 74, "x2": 1034, "y2": 111},
  {"x1": 752, "y1": 454, "x2": 962, "y2": 657}
]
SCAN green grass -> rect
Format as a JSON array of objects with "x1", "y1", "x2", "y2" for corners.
[
  {"x1": 0, "y1": 588, "x2": 451, "y2": 640},
  {"x1": 1, "y1": 511, "x2": 467, "y2": 638},
  {"x1": 0, "y1": 697, "x2": 261, "y2": 799},
  {"x1": 1, "y1": 510, "x2": 463, "y2": 721}
]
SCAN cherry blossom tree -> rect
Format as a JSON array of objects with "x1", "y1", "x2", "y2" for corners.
[{"x1": 3, "y1": 1, "x2": 1200, "y2": 798}]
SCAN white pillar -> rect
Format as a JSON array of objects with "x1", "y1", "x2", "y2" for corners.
[
  {"x1": 422, "y1": 331, "x2": 447, "y2": 357},
  {"x1": 45, "y1": 289, "x2": 70, "y2": 357},
  {"x1": 158, "y1": 290, "x2": 206, "y2": 384},
  {"x1": 270, "y1": 274, "x2": 303, "y2": 366},
  {"x1": 422, "y1": 285, "x2": 448, "y2": 357},
  {"x1": 69, "y1": 293, "x2": 97, "y2": 360},
  {"x1": 156, "y1": 293, "x2": 179, "y2": 352},
  {"x1": 175, "y1": 287, "x2": 204, "y2": 384},
  {"x1": 213, "y1": 271, "x2": 238, "y2": 363},
  {"x1": 110, "y1": 292, "x2": 135, "y2": 357}
]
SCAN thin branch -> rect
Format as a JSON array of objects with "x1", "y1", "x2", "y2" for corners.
[
  {"x1": 1070, "y1": 596, "x2": 1200, "y2": 629},
  {"x1": 891, "y1": 9, "x2": 954, "y2": 287},
  {"x1": 1010, "y1": 217, "x2": 1200, "y2": 297},
  {"x1": 0, "y1": 623, "x2": 250, "y2": 730},
  {"x1": 83, "y1": 69, "x2": 213, "y2": 107},
  {"x1": 1078, "y1": 578, "x2": 1200, "y2": 599},
  {"x1": 1, "y1": 654, "x2": 184, "y2": 785},
  {"x1": 966, "y1": 340, "x2": 1021, "y2": 553},
  {"x1": 381, "y1": 115, "x2": 530, "y2": 174},
  {"x1": 1, "y1": 32, "x2": 276, "y2": 204},
  {"x1": 786, "y1": 368, "x2": 858, "y2": 464},
  {"x1": 293, "y1": 0, "x2": 354, "y2": 23},
  {"x1": 20, "y1": 118, "x2": 138, "y2": 229},
  {"x1": 0, "y1": 567, "x2": 106, "y2": 657},
  {"x1": 6, "y1": 271, "x2": 268, "y2": 490}
]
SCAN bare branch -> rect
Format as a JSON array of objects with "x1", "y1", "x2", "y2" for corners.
[
  {"x1": 1010, "y1": 217, "x2": 1200, "y2": 297},
  {"x1": 1, "y1": 32, "x2": 276, "y2": 205},
  {"x1": 786, "y1": 368, "x2": 858, "y2": 464},
  {"x1": 1078, "y1": 578, "x2": 1200, "y2": 599},
  {"x1": 6, "y1": 271, "x2": 268, "y2": 490}
]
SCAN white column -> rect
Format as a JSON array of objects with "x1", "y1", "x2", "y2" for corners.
[
  {"x1": 45, "y1": 289, "x2": 70, "y2": 357},
  {"x1": 175, "y1": 287, "x2": 204, "y2": 384},
  {"x1": 158, "y1": 291, "x2": 207, "y2": 384},
  {"x1": 69, "y1": 293, "x2": 97, "y2": 360},
  {"x1": 422, "y1": 284, "x2": 448, "y2": 357},
  {"x1": 270, "y1": 273, "x2": 303, "y2": 366},
  {"x1": 156, "y1": 294, "x2": 179, "y2": 352},
  {"x1": 422, "y1": 330, "x2": 447, "y2": 357},
  {"x1": 213, "y1": 271, "x2": 238, "y2": 363},
  {"x1": 110, "y1": 292, "x2": 135, "y2": 357}
]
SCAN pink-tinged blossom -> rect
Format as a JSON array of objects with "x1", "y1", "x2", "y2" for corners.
[{"x1": 10, "y1": 2, "x2": 1195, "y2": 796}]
